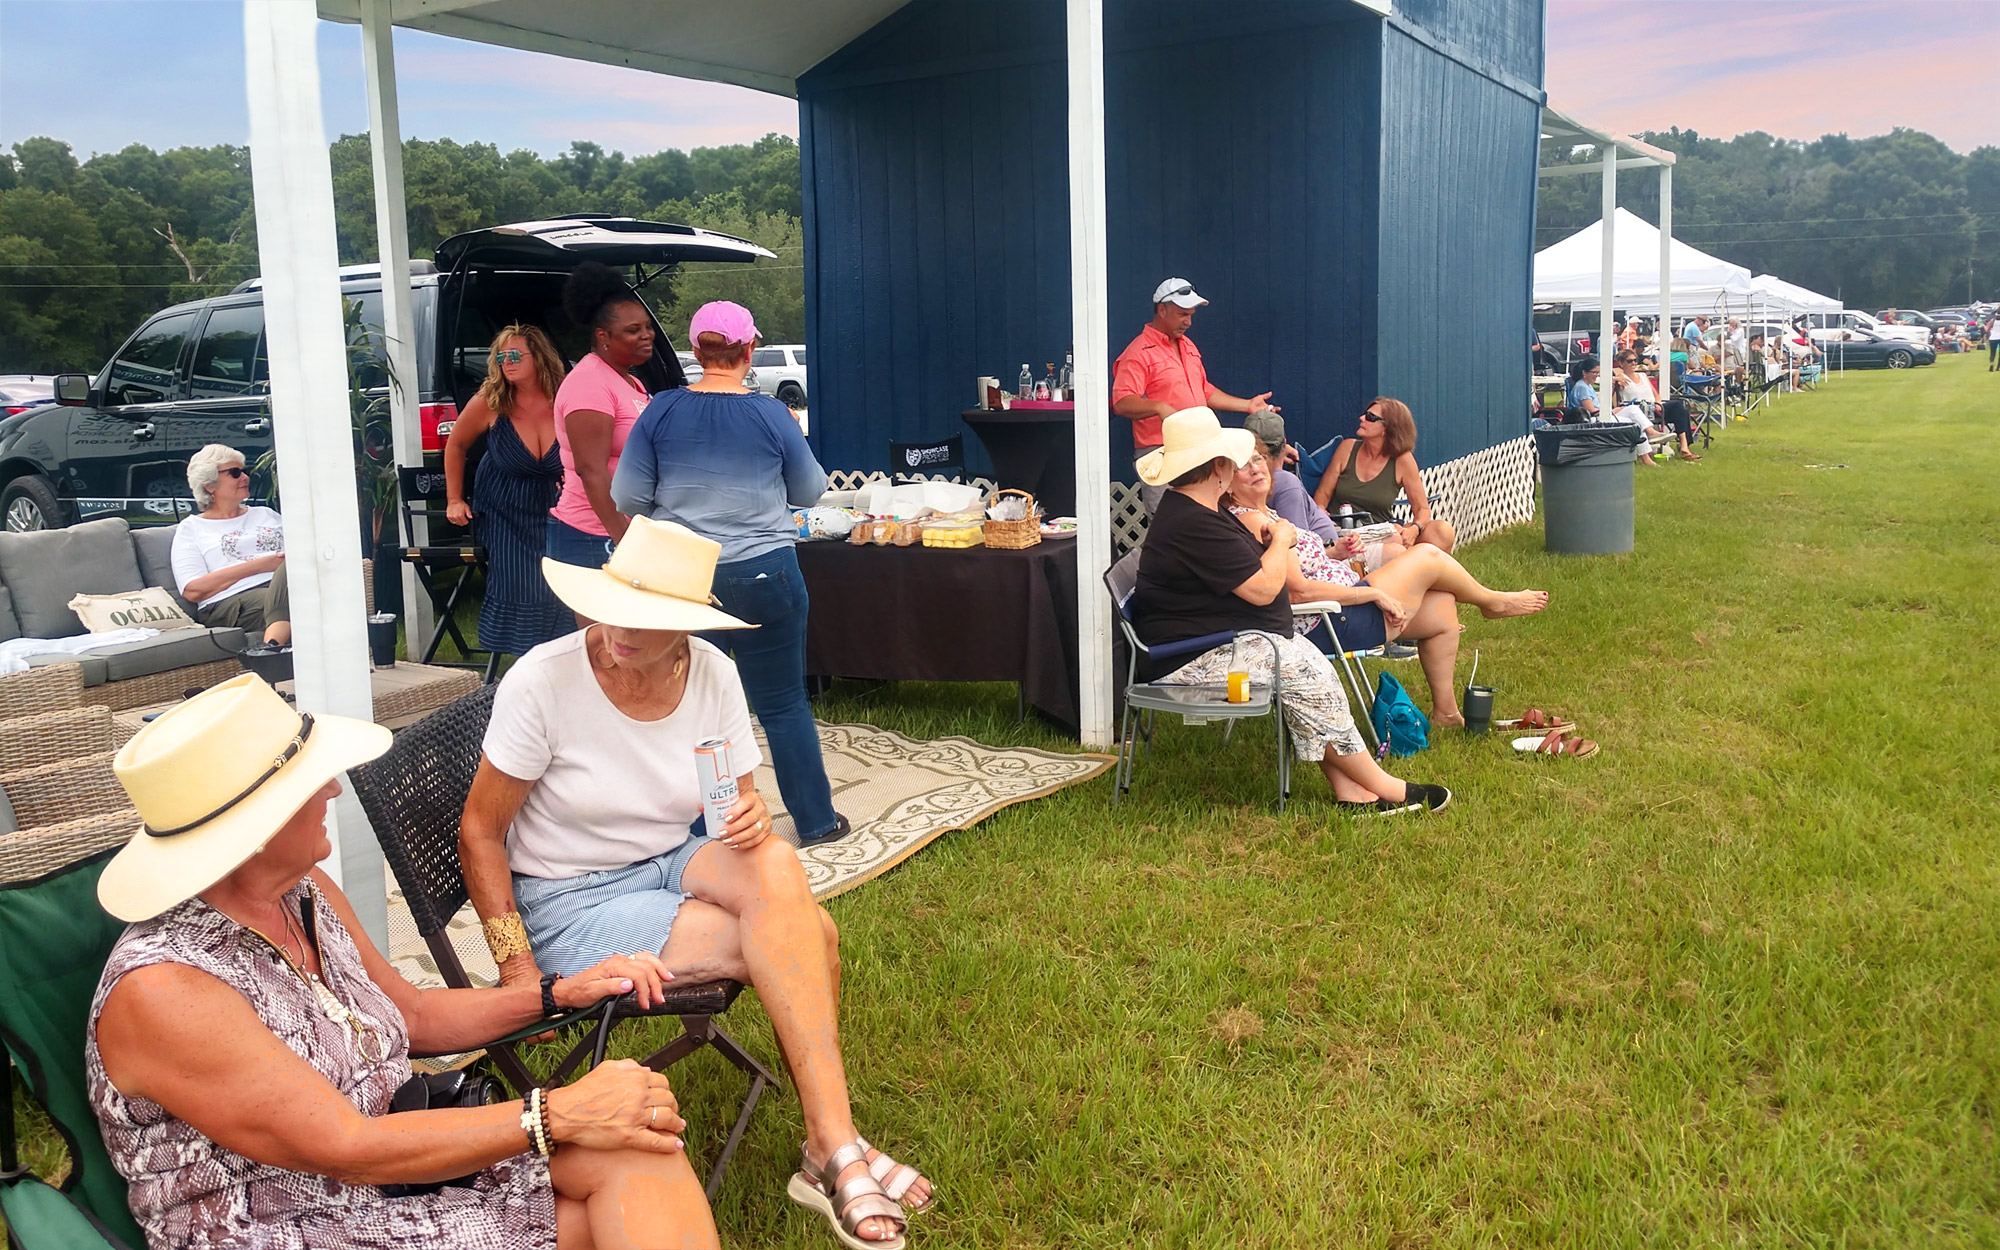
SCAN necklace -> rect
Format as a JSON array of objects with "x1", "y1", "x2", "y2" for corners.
[{"x1": 244, "y1": 884, "x2": 388, "y2": 1065}]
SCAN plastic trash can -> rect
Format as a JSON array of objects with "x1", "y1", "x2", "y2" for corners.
[{"x1": 1534, "y1": 424, "x2": 1645, "y2": 555}]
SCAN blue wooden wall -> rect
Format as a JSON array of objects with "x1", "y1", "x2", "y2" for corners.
[{"x1": 798, "y1": 0, "x2": 1545, "y2": 478}]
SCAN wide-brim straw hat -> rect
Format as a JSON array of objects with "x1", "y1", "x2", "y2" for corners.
[
  {"x1": 1136, "y1": 406, "x2": 1257, "y2": 486},
  {"x1": 541, "y1": 515, "x2": 754, "y2": 633},
  {"x1": 97, "y1": 674, "x2": 392, "y2": 922}
]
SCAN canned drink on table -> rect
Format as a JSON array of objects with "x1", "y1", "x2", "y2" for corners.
[{"x1": 694, "y1": 736, "x2": 739, "y2": 840}]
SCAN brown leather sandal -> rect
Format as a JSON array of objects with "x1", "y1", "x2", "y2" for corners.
[
  {"x1": 1512, "y1": 727, "x2": 1599, "y2": 758},
  {"x1": 1495, "y1": 708, "x2": 1575, "y2": 732}
]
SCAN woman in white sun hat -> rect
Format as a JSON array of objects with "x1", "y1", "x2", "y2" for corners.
[
  {"x1": 458, "y1": 515, "x2": 929, "y2": 1250},
  {"x1": 87, "y1": 672, "x2": 720, "y2": 1249},
  {"x1": 1133, "y1": 407, "x2": 1455, "y2": 816}
]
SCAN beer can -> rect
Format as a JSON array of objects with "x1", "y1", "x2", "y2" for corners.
[{"x1": 694, "y1": 736, "x2": 738, "y2": 839}]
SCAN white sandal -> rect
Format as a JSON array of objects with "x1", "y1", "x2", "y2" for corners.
[
  {"x1": 788, "y1": 1140, "x2": 909, "y2": 1250},
  {"x1": 855, "y1": 1135, "x2": 935, "y2": 1214}
]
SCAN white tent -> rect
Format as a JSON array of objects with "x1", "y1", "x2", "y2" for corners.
[
  {"x1": 1751, "y1": 273, "x2": 1842, "y2": 314},
  {"x1": 1534, "y1": 207, "x2": 1752, "y2": 314}
]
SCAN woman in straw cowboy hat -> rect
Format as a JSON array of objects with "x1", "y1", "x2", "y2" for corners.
[
  {"x1": 459, "y1": 516, "x2": 928, "y2": 1250},
  {"x1": 1135, "y1": 408, "x2": 1453, "y2": 815},
  {"x1": 87, "y1": 673, "x2": 720, "y2": 1249}
]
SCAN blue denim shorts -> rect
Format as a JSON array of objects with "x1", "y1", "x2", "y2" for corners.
[
  {"x1": 545, "y1": 516, "x2": 616, "y2": 569},
  {"x1": 512, "y1": 832, "x2": 713, "y2": 975}
]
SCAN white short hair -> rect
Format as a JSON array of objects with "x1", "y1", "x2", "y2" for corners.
[{"x1": 187, "y1": 444, "x2": 246, "y2": 509}]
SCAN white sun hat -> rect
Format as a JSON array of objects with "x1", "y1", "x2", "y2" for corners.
[
  {"x1": 540, "y1": 515, "x2": 753, "y2": 633},
  {"x1": 1135, "y1": 406, "x2": 1257, "y2": 486},
  {"x1": 97, "y1": 674, "x2": 392, "y2": 922}
]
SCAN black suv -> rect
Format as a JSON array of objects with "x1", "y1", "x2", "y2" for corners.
[{"x1": 0, "y1": 216, "x2": 771, "y2": 531}]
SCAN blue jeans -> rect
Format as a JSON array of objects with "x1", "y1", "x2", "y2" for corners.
[
  {"x1": 546, "y1": 516, "x2": 615, "y2": 568},
  {"x1": 699, "y1": 544, "x2": 838, "y2": 839}
]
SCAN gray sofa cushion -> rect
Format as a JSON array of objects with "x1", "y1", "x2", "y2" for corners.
[
  {"x1": 77, "y1": 627, "x2": 246, "y2": 684},
  {"x1": 0, "y1": 586, "x2": 19, "y2": 644},
  {"x1": 130, "y1": 524, "x2": 196, "y2": 615},
  {"x1": 0, "y1": 518, "x2": 145, "y2": 639}
]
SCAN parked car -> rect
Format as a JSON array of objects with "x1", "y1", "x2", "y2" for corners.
[
  {"x1": 1819, "y1": 328, "x2": 1936, "y2": 370},
  {"x1": 0, "y1": 216, "x2": 772, "y2": 531},
  {"x1": 749, "y1": 344, "x2": 808, "y2": 407},
  {"x1": 1801, "y1": 310, "x2": 1928, "y2": 348},
  {"x1": 0, "y1": 377, "x2": 55, "y2": 418},
  {"x1": 672, "y1": 349, "x2": 757, "y2": 391}
]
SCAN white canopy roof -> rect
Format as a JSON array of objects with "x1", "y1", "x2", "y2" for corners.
[
  {"x1": 1534, "y1": 207, "x2": 1752, "y2": 314},
  {"x1": 1751, "y1": 273, "x2": 1842, "y2": 314}
]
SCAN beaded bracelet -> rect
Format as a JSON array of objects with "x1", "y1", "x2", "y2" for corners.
[{"x1": 519, "y1": 1086, "x2": 553, "y2": 1158}]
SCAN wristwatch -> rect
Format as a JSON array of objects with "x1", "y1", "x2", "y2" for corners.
[{"x1": 540, "y1": 971, "x2": 560, "y2": 1018}]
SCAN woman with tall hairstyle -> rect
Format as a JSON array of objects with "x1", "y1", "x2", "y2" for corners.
[
  {"x1": 612, "y1": 301, "x2": 845, "y2": 848},
  {"x1": 1311, "y1": 396, "x2": 1456, "y2": 562},
  {"x1": 444, "y1": 324, "x2": 573, "y2": 657},
  {"x1": 549, "y1": 261, "x2": 655, "y2": 578}
]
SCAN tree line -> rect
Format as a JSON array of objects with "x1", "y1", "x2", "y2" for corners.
[
  {"x1": 0, "y1": 133, "x2": 806, "y2": 374},
  {"x1": 4, "y1": 123, "x2": 1996, "y2": 376},
  {"x1": 1534, "y1": 127, "x2": 2000, "y2": 311}
]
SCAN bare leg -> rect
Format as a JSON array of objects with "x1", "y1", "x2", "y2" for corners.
[
  {"x1": 1390, "y1": 590, "x2": 1462, "y2": 725},
  {"x1": 1322, "y1": 749, "x2": 1406, "y2": 803},
  {"x1": 666, "y1": 841, "x2": 924, "y2": 1238},
  {"x1": 1415, "y1": 518, "x2": 1456, "y2": 553},
  {"x1": 262, "y1": 621, "x2": 292, "y2": 645},
  {"x1": 1368, "y1": 543, "x2": 1547, "y2": 620},
  {"x1": 552, "y1": 1144, "x2": 719, "y2": 1250}
]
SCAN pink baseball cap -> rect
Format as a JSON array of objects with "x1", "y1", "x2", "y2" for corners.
[{"x1": 688, "y1": 301, "x2": 760, "y2": 346}]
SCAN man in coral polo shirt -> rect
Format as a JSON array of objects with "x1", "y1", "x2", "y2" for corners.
[{"x1": 1113, "y1": 277, "x2": 1278, "y2": 514}]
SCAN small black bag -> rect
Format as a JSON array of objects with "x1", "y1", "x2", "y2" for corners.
[{"x1": 379, "y1": 1070, "x2": 509, "y2": 1198}]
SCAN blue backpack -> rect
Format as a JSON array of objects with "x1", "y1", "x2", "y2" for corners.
[{"x1": 1370, "y1": 672, "x2": 1431, "y2": 757}]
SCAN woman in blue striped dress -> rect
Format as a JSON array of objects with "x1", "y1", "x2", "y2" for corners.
[{"x1": 444, "y1": 325, "x2": 574, "y2": 658}]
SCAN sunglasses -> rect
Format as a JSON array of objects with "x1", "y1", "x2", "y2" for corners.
[
  {"x1": 219, "y1": 466, "x2": 250, "y2": 480},
  {"x1": 492, "y1": 349, "x2": 524, "y2": 365},
  {"x1": 1162, "y1": 285, "x2": 1193, "y2": 299},
  {"x1": 1359, "y1": 412, "x2": 1383, "y2": 424}
]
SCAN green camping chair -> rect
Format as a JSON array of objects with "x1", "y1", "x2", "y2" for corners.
[{"x1": 0, "y1": 846, "x2": 145, "y2": 1250}]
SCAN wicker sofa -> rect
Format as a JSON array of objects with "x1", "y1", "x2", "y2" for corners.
[
  {"x1": 0, "y1": 517, "x2": 248, "y2": 712},
  {"x1": 0, "y1": 697, "x2": 140, "y2": 880}
]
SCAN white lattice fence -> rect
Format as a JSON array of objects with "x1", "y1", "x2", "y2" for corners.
[{"x1": 1109, "y1": 484, "x2": 1148, "y2": 556}]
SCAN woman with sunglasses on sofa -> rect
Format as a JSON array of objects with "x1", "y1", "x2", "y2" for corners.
[
  {"x1": 171, "y1": 443, "x2": 291, "y2": 645},
  {"x1": 1310, "y1": 397, "x2": 1455, "y2": 563}
]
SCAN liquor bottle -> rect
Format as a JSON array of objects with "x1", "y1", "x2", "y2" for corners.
[
  {"x1": 1041, "y1": 363, "x2": 1056, "y2": 400},
  {"x1": 1059, "y1": 350, "x2": 1073, "y2": 396},
  {"x1": 1226, "y1": 637, "x2": 1249, "y2": 703},
  {"x1": 1018, "y1": 364, "x2": 1033, "y2": 400}
]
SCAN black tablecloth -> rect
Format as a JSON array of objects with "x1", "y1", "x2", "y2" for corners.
[
  {"x1": 796, "y1": 538, "x2": 1081, "y2": 729},
  {"x1": 961, "y1": 408, "x2": 1078, "y2": 517}
]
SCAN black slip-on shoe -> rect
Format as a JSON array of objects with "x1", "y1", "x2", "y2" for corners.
[
  {"x1": 1373, "y1": 783, "x2": 1451, "y2": 816},
  {"x1": 796, "y1": 814, "x2": 853, "y2": 850}
]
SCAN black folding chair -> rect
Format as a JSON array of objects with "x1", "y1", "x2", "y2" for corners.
[
  {"x1": 395, "y1": 466, "x2": 494, "y2": 678},
  {"x1": 887, "y1": 434, "x2": 965, "y2": 480},
  {"x1": 347, "y1": 685, "x2": 779, "y2": 1200}
]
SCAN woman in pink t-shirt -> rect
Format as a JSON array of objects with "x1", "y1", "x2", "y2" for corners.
[{"x1": 548, "y1": 261, "x2": 654, "y2": 574}]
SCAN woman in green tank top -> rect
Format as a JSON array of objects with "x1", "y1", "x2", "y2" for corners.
[{"x1": 1311, "y1": 397, "x2": 1456, "y2": 556}]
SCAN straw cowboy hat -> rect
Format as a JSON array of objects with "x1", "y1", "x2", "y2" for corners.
[
  {"x1": 97, "y1": 674, "x2": 392, "y2": 922},
  {"x1": 1136, "y1": 406, "x2": 1257, "y2": 486},
  {"x1": 540, "y1": 515, "x2": 753, "y2": 633}
]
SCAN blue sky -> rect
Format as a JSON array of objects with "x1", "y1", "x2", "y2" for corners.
[{"x1": 2, "y1": 1, "x2": 1994, "y2": 163}]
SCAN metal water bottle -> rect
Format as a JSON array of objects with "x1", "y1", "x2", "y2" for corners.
[{"x1": 694, "y1": 737, "x2": 738, "y2": 839}]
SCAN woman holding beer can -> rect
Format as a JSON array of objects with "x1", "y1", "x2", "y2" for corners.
[
  {"x1": 612, "y1": 301, "x2": 848, "y2": 849},
  {"x1": 461, "y1": 516, "x2": 930, "y2": 1249}
]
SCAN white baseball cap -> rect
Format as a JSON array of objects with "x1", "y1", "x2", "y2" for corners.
[{"x1": 1152, "y1": 278, "x2": 1208, "y2": 309}]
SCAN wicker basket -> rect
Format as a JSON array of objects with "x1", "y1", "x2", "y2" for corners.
[{"x1": 982, "y1": 489, "x2": 1042, "y2": 550}]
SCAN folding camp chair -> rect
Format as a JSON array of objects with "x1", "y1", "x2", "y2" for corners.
[
  {"x1": 1676, "y1": 373, "x2": 1725, "y2": 446},
  {"x1": 395, "y1": 466, "x2": 495, "y2": 678},
  {"x1": 0, "y1": 845, "x2": 146, "y2": 1250},
  {"x1": 346, "y1": 684, "x2": 779, "y2": 1200},
  {"x1": 1742, "y1": 359, "x2": 1786, "y2": 414},
  {"x1": 1104, "y1": 548, "x2": 1293, "y2": 809}
]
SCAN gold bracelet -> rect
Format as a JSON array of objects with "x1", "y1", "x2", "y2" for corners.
[{"x1": 482, "y1": 911, "x2": 533, "y2": 963}]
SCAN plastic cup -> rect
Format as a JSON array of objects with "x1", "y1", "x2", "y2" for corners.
[{"x1": 1462, "y1": 684, "x2": 1494, "y2": 734}]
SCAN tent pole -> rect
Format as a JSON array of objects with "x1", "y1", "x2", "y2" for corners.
[
  {"x1": 244, "y1": 0, "x2": 387, "y2": 948},
  {"x1": 359, "y1": 0, "x2": 432, "y2": 657},
  {"x1": 1658, "y1": 164, "x2": 1673, "y2": 379},
  {"x1": 1600, "y1": 144, "x2": 1616, "y2": 381},
  {"x1": 1066, "y1": 0, "x2": 1112, "y2": 750}
]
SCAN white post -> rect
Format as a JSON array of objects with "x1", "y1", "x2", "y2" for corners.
[
  {"x1": 1600, "y1": 143, "x2": 1617, "y2": 373},
  {"x1": 1657, "y1": 164, "x2": 1673, "y2": 377},
  {"x1": 1066, "y1": 0, "x2": 1113, "y2": 750},
  {"x1": 359, "y1": 0, "x2": 433, "y2": 656},
  {"x1": 244, "y1": 0, "x2": 387, "y2": 948}
]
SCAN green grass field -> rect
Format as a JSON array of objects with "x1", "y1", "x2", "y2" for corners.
[{"x1": 11, "y1": 353, "x2": 1998, "y2": 1246}]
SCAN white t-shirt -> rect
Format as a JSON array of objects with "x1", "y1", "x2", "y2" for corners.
[
  {"x1": 170, "y1": 506, "x2": 285, "y2": 604},
  {"x1": 482, "y1": 630, "x2": 763, "y2": 880}
]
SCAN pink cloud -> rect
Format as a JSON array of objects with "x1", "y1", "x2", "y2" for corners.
[{"x1": 1547, "y1": 1, "x2": 2000, "y2": 153}]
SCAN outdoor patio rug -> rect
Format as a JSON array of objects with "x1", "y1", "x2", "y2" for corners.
[{"x1": 386, "y1": 720, "x2": 1112, "y2": 991}]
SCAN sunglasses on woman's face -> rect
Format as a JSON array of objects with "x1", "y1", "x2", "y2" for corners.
[
  {"x1": 1359, "y1": 412, "x2": 1383, "y2": 424},
  {"x1": 219, "y1": 466, "x2": 250, "y2": 480},
  {"x1": 493, "y1": 349, "x2": 524, "y2": 365}
]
